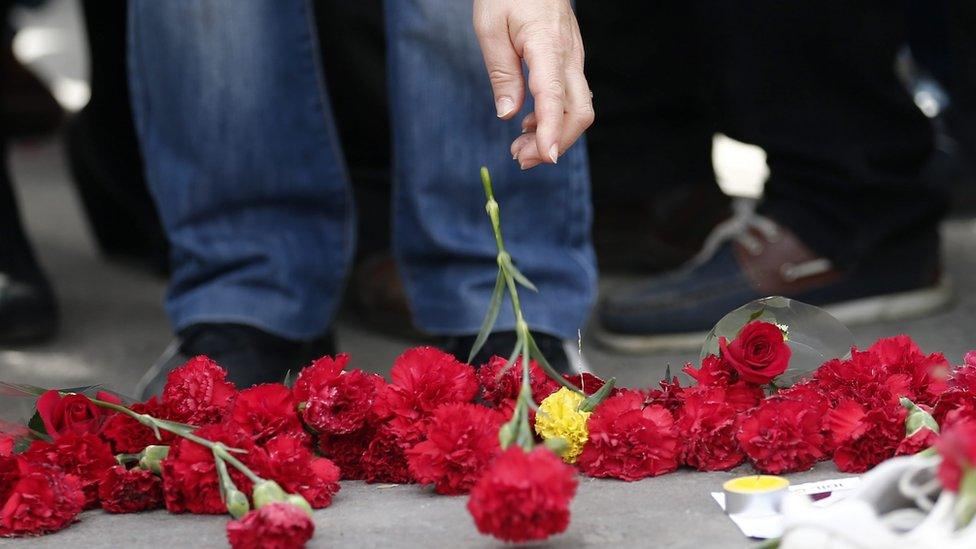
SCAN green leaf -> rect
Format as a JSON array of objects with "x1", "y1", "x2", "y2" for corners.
[
  {"x1": 468, "y1": 272, "x2": 506, "y2": 363},
  {"x1": 526, "y1": 333, "x2": 582, "y2": 394},
  {"x1": 580, "y1": 377, "x2": 617, "y2": 412},
  {"x1": 747, "y1": 308, "x2": 766, "y2": 323},
  {"x1": 503, "y1": 258, "x2": 538, "y2": 293},
  {"x1": 27, "y1": 411, "x2": 47, "y2": 437},
  {"x1": 0, "y1": 382, "x2": 48, "y2": 397}
]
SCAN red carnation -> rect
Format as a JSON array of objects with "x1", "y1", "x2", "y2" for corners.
[
  {"x1": 936, "y1": 418, "x2": 976, "y2": 492},
  {"x1": 407, "y1": 403, "x2": 503, "y2": 495},
  {"x1": 0, "y1": 436, "x2": 12, "y2": 457},
  {"x1": 895, "y1": 428, "x2": 939, "y2": 457},
  {"x1": 562, "y1": 373, "x2": 616, "y2": 397},
  {"x1": 260, "y1": 435, "x2": 340, "y2": 509},
  {"x1": 361, "y1": 419, "x2": 420, "y2": 484},
  {"x1": 379, "y1": 347, "x2": 478, "y2": 421},
  {"x1": 578, "y1": 390, "x2": 678, "y2": 480},
  {"x1": 98, "y1": 466, "x2": 163, "y2": 513},
  {"x1": 738, "y1": 398, "x2": 825, "y2": 474},
  {"x1": 230, "y1": 384, "x2": 305, "y2": 444},
  {"x1": 683, "y1": 354, "x2": 738, "y2": 386},
  {"x1": 162, "y1": 355, "x2": 237, "y2": 425},
  {"x1": 292, "y1": 354, "x2": 349, "y2": 402},
  {"x1": 814, "y1": 351, "x2": 911, "y2": 408},
  {"x1": 869, "y1": 336, "x2": 948, "y2": 406},
  {"x1": 0, "y1": 459, "x2": 85, "y2": 537},
  {"x1": 827, "y1": 400, "x2": 906, "y2": 473},
  {"x1": 161, "y1": 423, "x2": 264, "y2": 514},
  {"x1": 302, "y1": 370, "x2": 384, "y2": 436},
  {"x1": 467, "y1": 446, "x2": 577, "y2": 543},
  {"x1": 644, "y1": 376, "x2": 686, "y2": 414},
  {"x1": 317, "y1": 429, "x2": 373, "y2": 480},
  {"x1": 24, "y1": 433, "x2": 117, "y2": 509},
  {"x1": 951, "y1": 351, "x2": 976, "y2": 391},
  {"x1": 226, "y1": 502, "x2": 315, "y2": 549},
  {"x1": 478, "y1": 355, "x2": 558, "y2": 406},
  {"x1": 100, "y1": 396, "x2": 174, "y2": 454},
  {"x1": 35, "y1": 390, "x2": 118, "y2": 439},
  {"x1": 719, "y1": 321, "x2": 791, "y2": 385},
  {"x1": 674, "y1": 386, "x2": 745, "y2": 471}
]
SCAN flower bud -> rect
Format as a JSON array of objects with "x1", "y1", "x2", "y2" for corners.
[
  {"x1": 251, "y1": 480, "x2": 288, "y2": 508},
  {"x1": 543, "y1": 437, "x2": 569, "y2": 456},
  {"x1": 137, "y1": 445, "x2": 170, "y2": 474},
  {"x1": 900, "y1": 397, "x2": 939, "y2": 436},
  {"x1": 498, "y1": 421, "x2": 517, "y2": 449},
  {"x1": 286, "y1": 494, "x2": 314, "y2": 517},
  {"x1": 225, "y1": 489, "x2": 251, "y2": 519}
]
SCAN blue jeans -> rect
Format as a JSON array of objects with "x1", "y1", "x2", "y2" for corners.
[{"x1": 128, "y1": 0, "x2": 596, "y2": 341}]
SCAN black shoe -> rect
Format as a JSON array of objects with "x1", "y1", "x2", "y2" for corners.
[
  {"x1": 440, "y1": 331, "x2": 588, "y2": 376},
  {"x1": 136, "y1": 324, "x2": 336, "y2": 399},
  {"x1": 597, "y1": 212, "x2": 951, "y2": 353},
  {"x1": 0, "y1": 272, "x2": 58, "y2": 344}
]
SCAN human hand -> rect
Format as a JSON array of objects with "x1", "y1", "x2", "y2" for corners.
[{"x1": 473, "y1": 0, "x2": 593, "y2": 169}]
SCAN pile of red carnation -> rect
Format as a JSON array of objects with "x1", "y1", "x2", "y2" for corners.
[{"x1": 1, "y1": 324, "x2": 971, "y2": 547}]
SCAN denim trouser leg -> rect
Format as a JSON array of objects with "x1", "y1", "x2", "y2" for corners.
[
  {"x1": 386, "y1": 1, "x2": 597, "y2": 340},
  {"x1": 128, "y1": 0, "x2": 354, "y2": 340}
]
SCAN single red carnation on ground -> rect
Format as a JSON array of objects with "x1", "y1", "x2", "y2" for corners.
[
  {"x1": 467, "y1": 446, "x2": 577, "y2": 543},
  {"x1": 161, "y1": 423, "x2": 264, "y2": 514},
  {"x1": 407, "y1": 403, "x2": 503, "y2": 494},
  {"x1": 936, "y1": 418, "x2": 976, "y2": 492},
  {"x1": 737, "y1": 398, "x2": 825, "y2": 474},
  {"x1": 379, "y1": 347, "x2": 478, "y2": 422},
  {"x1": 100, "y1": 396, "x2": 174, "y2": 454},
  {"x1": 869, "y1": 335, "x2": 949, "y2": 406},
  {"x1": 35, "y1": 390, "x2": 119, "y2": 439},
  {"x1": 317, "y1": 428, "x2": 373, "y2": 480},
  {"x1": 260, "y1": 435, "x2": 340, "y2": 509},
  {"x1": 292, "y1": 354, "x2": 350, "y2": 402},
  {"x1": 302, "y1": 370, "x2": 384, "y2": 436},
  {"x1": 98, "y1": 466, "x2": 163, "y2": 513},
  {"x1": 478, "y1": 355, "x2": 558, "y2": 406},
  {"x1": 24, "y1": 433, "x2": 117, "y2": 509},
  {"x1": 827, "y1": 400, "x2": 906, "y2": 473},
  {"x1": 0, "y1": 459, "x2": 85, "y2": 537},
  {"x1": 230, "y1": 384, "x2": 305, "y2": 443},
  {"x1": 226, "y1": 502, "x2": 315, "y2": 549},
  {"x1": 683, "y1": 354, "x2": 738, "y2": 386},
  {"x1": 162, "y1": 355, "x2": 237, "y2": 425},
  {"x1": 578, "y1": 390, "x2": 679, "y2": 480},
  {"x1": 719, "y1": 321, "x2": 791, "y2": 385},
  {"x1": 674, "y1": 385, "x2": 745, "y2": 471}
]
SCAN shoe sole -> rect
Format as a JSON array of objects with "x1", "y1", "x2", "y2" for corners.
[{"x1": 594, "y1": 277, "x2": 955, "y2": 354}]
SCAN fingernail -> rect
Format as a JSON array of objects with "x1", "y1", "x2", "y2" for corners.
[
  {"x1": 548, "y1": 144, "x2": 559, "y2": 164},
  {"x1": 496, "y1": 97, "x2": 515, "y2": 118}
]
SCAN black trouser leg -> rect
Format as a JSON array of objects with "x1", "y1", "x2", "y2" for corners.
[{"x1": 717, "y1": 1, "x2": 946, "y2": 266}]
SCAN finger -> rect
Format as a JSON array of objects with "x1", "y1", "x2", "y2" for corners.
[
  {"x1": 510, "y1": 132, "x2": 535, "y2": 158},
  {"x1": 557, "y1": 61, "x2": 594, "y2": 153},
  {"x1": 521, "y1": 112, "x2": 537, "y2": 133},
  {"x1": 522, "y1": 38, "x2": 567, "y2": 164},
  {"x1": 513, "y1": 132, "x2": 544, "y2": 169},
  {"x1": 473, "y1": 7, "x2": 525, "y2": 119}
]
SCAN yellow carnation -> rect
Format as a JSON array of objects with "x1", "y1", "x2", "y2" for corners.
[{"x1": 534, "y1": 387, "x2": 591, "y2": 463}]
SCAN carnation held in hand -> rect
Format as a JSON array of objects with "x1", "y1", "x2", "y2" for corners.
[
  {"x1": 467, "y1": 446, "x2": 578, "y2": 543},
  {"x1": 534, "y1": 387, "x2": 591, "y2": 463},
  {"x1": 719, "y1": 320, "x2": 791, "y2": 385}
]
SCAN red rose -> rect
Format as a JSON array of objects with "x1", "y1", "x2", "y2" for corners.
[
  {"x1": 674, "y1": 385, "x2": 745, "y2": 471},
  {"x1": 477, "y1": 355, "x2": 559, "y2": 407},
  {"x1": 292, "y1": 354, "x2": 349, "y2": 402},
  {"x1": 869, "y1": 336, "x2": 949, "y2": 406},
  {"x1": 230, "y1": 384, "x2": 306, "y2": 443},
  {"x1": 0, "y1": 459, "x2": 85, "y2": 537},
  {"x1": 467, "y1": 446, "x2": 577, "y2": 543},
  {"x1": 895, "y1": 428, "x2": 939, "y2": 457},
  {"x1": 827, "y1": 400, "x2": 905, "y2": 473},
  {"x1": 578, "y1": 390, "x2": 679, "y2": 480},
  {"x1": 738, "y1": 398, "x2": 825, "y2": 474},
  {"x1": 260, "y1": 435, "x2": 340, "y2": 509},
  {"x1": 24, "y1": 433, "x2": 117, "y2": 509},
  {"x1": 98, "y1": 466, "x2": 163, "y2": 513},
  {"x1": 719, "y1": 321, "x2": 791, "y2": 384},
  {"x1": 936, "y1": 418, "x2": 976, "y2": 492},
  {"x1": 226, "y1": 502, "x2": 315, "y2": 549},
  {"x1": 302, "y1": 370, "x2": 385, "y2": 436},
  {"x1": 162, "y1": 355, "x2": 237, "y2": 425},
  {"x1": 378, "y1": 347, "x2": 478, "y2": 422},
  {"x1": 161, "y1": 423, "x2": 264, "y2": 514},
  {"x1": 407, "y1": 403, "x2": 503, "y2": 495},
  {"x1": 100, "y1": 396, "x2": 174, "y2": 454},
  {"x1": 683, "y1": 355, "x2": 738, "y2": 386},
  {"x1": 35, "y1": 390, "x2": 118, "y2": 439},
  {"x1": 317, "y1": 428, "x2": 374, "y2": 480}
]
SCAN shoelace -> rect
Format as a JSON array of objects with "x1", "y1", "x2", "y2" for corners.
[{"x1": 691, "y1": 199, "x2": 834, "y2": 282}]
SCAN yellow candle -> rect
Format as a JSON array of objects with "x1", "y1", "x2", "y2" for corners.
[{"x1": 722, "y1": 475, "x2": 790, "y2": 515}]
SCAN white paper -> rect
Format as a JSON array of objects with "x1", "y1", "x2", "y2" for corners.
[{"x1": 711, "y1": 477, "x2": 861, "y2": 539}]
